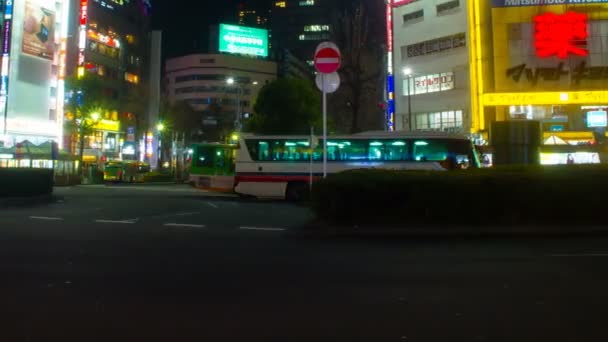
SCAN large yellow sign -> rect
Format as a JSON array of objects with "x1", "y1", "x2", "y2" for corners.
[
  {"x1": 484, "y1": 91, "x2": 608, "y2": 106},
  {"x1": 92, "y1": 119, "x2": 120, "y2": 132}
]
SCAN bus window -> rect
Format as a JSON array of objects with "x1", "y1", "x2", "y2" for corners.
[
  {"x1": 386, "y1": 141, "x2": 408, "y2": 161},
  {"x1": 245, "y1": 140, "x2": 271, "y2": 161},
  {"x1": 412, "y1": 139, "x2": 474, "y2": 168},
  {"x1": 368, "y1": 141, "x2": 384, "y2": 161},
  {"x1": 413, "y1": 140, "x2": 447, "y2": 161},
  {"x1": 322, "y1": 140, "x2": 366, "y2": 161},
  {"x1": 195, "y1": 146, "x2": 216, "y2": 168}
]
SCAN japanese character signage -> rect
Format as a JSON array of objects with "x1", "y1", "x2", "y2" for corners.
[
  {"x1": 493, "y1": 0, "x2": 608, "y2": 7},
  {"x1": 534, "y1": 12, "x2": 588, "y2": 59},
  {"x1": 507, "y1": 62, "x2": 608, "y2": 85}
]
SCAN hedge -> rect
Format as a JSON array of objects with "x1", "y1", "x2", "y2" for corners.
[
  {"x1": 310, "y1": 165, "x2": 608, "y2": 227},
  {"x1": 0, "y1": 168, "x2": 54, "y2": 197},
  {"x1": 143, "y1": 171, "x2": 174, "y2": 183}
]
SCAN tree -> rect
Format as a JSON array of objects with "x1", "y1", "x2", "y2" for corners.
[
  {"x1": 201, "y1": 103, "x2": 230, "y2": 142},
  {"x1": 121, "y1": 83, "x2": 150, "y2": 142},
  {"x1": 159, "y1": 99, "x2": 202, "y2": 141},
  {"x1": 247, "y1": 78, "x2": 322, "y2": 135},
  {"x1": 331, "y1": 1, "x2": 385, "y2": 133},
  {"x1": 64, "y1": 75, "x2": 117, "y2": 174}
]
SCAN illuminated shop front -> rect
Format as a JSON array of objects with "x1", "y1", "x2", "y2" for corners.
[
  {"x1": 469, "y1": 0, "x2": 608, "y2": 156},
  {"x1": 0, "y1": 0, "x2": 70, "y2": 148},
  {"x1": 65, "y1": 113, "x2": 121, "y2": 163},
  {"x1": 467, "y1": 0, "x2": 608, "y2": 164}
]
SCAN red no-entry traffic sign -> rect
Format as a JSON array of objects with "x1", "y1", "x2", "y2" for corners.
[{"x1": 314, "y1": 42, "x2": 341, "y2": 74}]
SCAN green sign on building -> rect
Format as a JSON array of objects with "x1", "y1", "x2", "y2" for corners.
[{"x1": 219, "y1": 24, "x2": 268, "y2": 57}]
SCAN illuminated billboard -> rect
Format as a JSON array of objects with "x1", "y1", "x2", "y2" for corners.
[
  {"x1": 22, "y1": 0, "x2": 56, "y2": 60},
  {"x1": 0, "y1": 0, "x2": 70, "y2": 147},
  {"x1": 219, "y1": 24, "x2": 268, "y2": 57}
]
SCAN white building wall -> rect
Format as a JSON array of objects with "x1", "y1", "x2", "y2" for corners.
[
  {"x1": 393, "y1": 0, "x2": 471, "y2": 132},
  {"x1": 165, "y1": 54, "x2": 277, "y2": 115}
]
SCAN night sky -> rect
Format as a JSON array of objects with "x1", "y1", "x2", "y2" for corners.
[{"x1": 152, "y1": 0, "x2": 269, "y2": 58}]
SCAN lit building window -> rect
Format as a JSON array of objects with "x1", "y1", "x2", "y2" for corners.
[
  {"x1": 298, "y1": 33, "x2": 330, "y2": 41},
  {"x1": 125, "y1": 73, "x2": 139, "y2": 84},
  {"x1": 304, "y1": 25, "x2": 330, "y2": 32},
  {"x1": 299, "y1": 0, "x2": 314, "y2": 6},
  {"x1": 275, "y1": 1, "x2": 286, "y2": 8}
]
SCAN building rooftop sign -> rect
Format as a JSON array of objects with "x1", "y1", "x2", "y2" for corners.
[
  {"x1": 493, "y1": 0, "x2": 608, "y2": 7},
  {"x1": 219, "y1": 24, "x2": 268, "y2": 58}
]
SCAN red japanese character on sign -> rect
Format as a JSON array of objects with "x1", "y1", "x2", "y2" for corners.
[{"x1": 534, "y1": 11, "x2": 588, "y2": 59}]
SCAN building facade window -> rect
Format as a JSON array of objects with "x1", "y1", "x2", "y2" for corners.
[
  {"x1": 402, "y1": 32, "x2": 466, "y2": 58},
  {"x1": 175, "y1": 74, "x2": 252, "y2": 83},
  {"x1": 298, "y1": 33, "x2": 330, "y2": 41},
  {"x1": 175, "y1": 86, "x2": 251, "y2": 95},
  {"x1": 437, "y1": 0, "x2": 460, "y2": 15},
  {"x1": 415, "y1": 110, "x2": 463, "y2": 131},
  {"x1": 304, "y1": 25, "x2": 330, "y2": 32},
  {"x1": 403, "y1": 10, "x2": 424, "y2": 24}
]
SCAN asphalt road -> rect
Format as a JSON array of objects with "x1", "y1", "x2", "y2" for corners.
[{"x1": 1, "y1": 185, "x2": 608, "y2": 341}]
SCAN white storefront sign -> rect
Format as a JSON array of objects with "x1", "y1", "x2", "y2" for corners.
[{"x1": 404, "y1": 72, "x2": 455, "y2": 96}]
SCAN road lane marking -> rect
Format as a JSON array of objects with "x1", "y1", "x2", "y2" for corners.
[
  {"x1": 164, "y1": 223, "x2": 206, "y2": 228},
  {"x1": 206, "y1": 202, "x2": 219, "y2": 209},
  {"x1": 239, "y1": 226, "x2": 286, "y2": 232},
  {"x1": 95, "y1": 219, "x2": 136, "y2": 224},
  {"x1": 29, "y1": 216, "x2": 63, "y2": 221}
]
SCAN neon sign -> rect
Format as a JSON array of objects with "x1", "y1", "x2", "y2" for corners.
[
  {"x1": 534, "y1": 11, "x2": 588, "y2": 59},
  {"x1": 80, "y1": 0, "x2": 88, "y2": 25},
  {"x1": 88, "y1": 30, "x2": 121, "y2": 48},
  {"x1": 386, "y1": 2, "x2": 395, "y2": 131}
]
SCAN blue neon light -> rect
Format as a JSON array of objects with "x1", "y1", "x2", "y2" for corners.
[{"x1": 387, "y1": 74, "x2": 395, "y2": 131}]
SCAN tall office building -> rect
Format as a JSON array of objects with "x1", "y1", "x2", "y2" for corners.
[
  {"x1": 237, "y1": 1, "x2": 269, "y2": 28},
  {"x1": 270, "y1": 0, "x2": 338, "y2": 64},
  {"x1": 64, "y1": 0, "x2": 152, "y2": 161}
]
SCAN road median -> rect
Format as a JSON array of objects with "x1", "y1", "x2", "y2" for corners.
[{"x1": 292, "y1": 221, "x2": 608, "y2": 238}]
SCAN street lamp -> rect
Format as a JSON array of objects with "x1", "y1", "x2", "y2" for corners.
[
  {"x1": 156, "y1": 122, "x2": 165, "y2": 169},
  {"x1": 226, "y1": 77, "x2": 242, "y2": 131},
  {"x1": 90, "y1": 112, "x2": 100, "y2": 122},
  {"x1": 403, "y1": 67, "x2": 413, "y2": 131}
]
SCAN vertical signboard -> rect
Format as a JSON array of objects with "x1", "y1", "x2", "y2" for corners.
[
  {"x1": 386, "y1": 2, "x2": 395, "y2": 131},
  {"x1": 1, "y1": 0, "x2": 13, "y2": 135}
]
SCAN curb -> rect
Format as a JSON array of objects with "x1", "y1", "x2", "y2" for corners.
[
  {"x1": 0, "y1": 194, "x2": 60, "y2": 208},
  {"x1": 288, "y1": 223, "x2": 608, "y2": 239}
]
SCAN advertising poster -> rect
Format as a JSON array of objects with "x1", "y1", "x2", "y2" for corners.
[
  {"x1": 219, "y1": 24, "x2": 268, "y2": 57},
  {"x1": 21, "y1": 0, "x2": 55, "y2": 60}
]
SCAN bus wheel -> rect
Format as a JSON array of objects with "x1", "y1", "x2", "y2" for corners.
[{"x1": 286, "y1": 182, "x2": 309, "y2": 202}]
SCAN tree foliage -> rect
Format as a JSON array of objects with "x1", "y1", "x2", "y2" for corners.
[
  {"x1": 247, "y1": 78, "x2": 322, "y2": 135},
  {"x1": 159, "y1": 99, "x2": 202, "y2": 142}
]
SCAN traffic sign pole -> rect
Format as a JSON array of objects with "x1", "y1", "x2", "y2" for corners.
[
  {"x1": 322, "y1": 73, "x2": 327, "y2": 178},
  {"x1": 314, "y1": 42, "x2": 341, "y2": 179}
]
